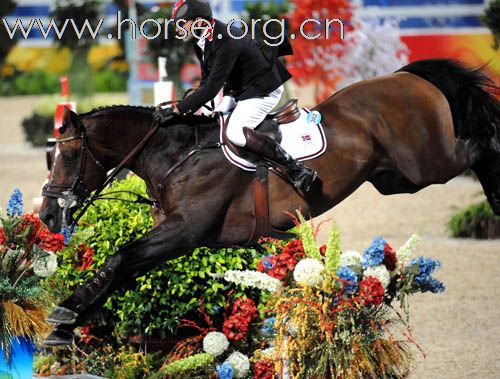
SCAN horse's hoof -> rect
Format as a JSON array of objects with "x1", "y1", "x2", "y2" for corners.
[
  {"x1": 42, "y1": 329, "x2": 74, "y2": 347},
  {"x1": 46, "y1": 306, "x2": 78, "y2": 324}
]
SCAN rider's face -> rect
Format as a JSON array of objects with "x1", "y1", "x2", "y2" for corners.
[
  {"x1": 176, "y1": 19, "x2": 211, "y2": 43},
  {"x1": 176, "y1": 19, "x2": 194, "y2": 42}
]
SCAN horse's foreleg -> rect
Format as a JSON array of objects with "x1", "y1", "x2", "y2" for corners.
[{"x1": 44, "y1": 215, "x2": 196, "y2": 346}]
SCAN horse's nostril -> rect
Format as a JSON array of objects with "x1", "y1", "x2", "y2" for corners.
[{"x1": 42, "y1": 213, "x2": 57, "y2": 232}]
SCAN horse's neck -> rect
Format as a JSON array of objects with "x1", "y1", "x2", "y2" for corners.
[
  {"x1": 86, "y1": 113, "x2": 155, "y2": 175},
  {"x1": 88, "y1": 113, "x2": 218, "y2": 185}
]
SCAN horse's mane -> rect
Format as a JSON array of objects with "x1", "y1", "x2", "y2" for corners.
[
  {"x1": 80, "y1": 105, "x2": 154, "y2": 118},
  {"x1": 80, "y1": 105, "x2": 216, "y2": 127}
]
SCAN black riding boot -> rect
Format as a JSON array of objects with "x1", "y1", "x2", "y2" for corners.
[
  {"x1": 243, "y1": 127, "x2": 317, "y2": 192},
  {"x1": 44, "y1": 256, "x2": 122, "y2": 346}
]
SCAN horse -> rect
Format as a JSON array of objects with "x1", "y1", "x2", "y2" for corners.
[{"x1": 39, "y1": 59, "x2": 500, "y2": 345}]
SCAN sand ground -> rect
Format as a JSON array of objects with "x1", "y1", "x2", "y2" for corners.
[{"x1": 0, "y1": 96, "x2": 498, "y2": 378}]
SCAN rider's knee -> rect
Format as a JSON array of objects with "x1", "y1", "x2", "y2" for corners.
[{"x1": 226, "y1": 123, "x2": 247, "y2": 147}]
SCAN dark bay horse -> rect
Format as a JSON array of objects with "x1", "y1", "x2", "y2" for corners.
[{"x1": 39, "y1": 59, "x2": 500, "y2": 345}]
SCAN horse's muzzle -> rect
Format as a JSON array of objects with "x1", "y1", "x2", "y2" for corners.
[{"x1": 39, "y1": 201, "x2": 65, "y2": 233}]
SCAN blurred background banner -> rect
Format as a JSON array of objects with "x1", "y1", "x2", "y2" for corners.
[{"x1": 1, "y1": 0, "x2": 498, "y2": 105}]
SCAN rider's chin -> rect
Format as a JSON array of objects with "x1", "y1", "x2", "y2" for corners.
[{"x1": 182, "y1": 32, "x2": 194, "y2": 43}]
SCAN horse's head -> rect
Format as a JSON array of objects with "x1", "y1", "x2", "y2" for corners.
[{"x1": 40, "y1": 108, "x2": 107, "y2": 232}]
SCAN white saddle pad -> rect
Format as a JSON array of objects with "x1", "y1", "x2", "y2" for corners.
[{"x1": 219, "y1": 108, "x2": 327, "y2": 171}]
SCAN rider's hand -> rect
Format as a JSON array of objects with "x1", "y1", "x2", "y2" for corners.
[{"x1": 153, "y1": 107, "x2": 177, "y2": 125}]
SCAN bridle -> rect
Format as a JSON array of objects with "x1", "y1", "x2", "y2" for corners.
[
  {"x1": 42, "y1": 127, "x2": 108, "y2": 229},
  {"x1": 42, "y1": 113, "x2": 162, "y2": 230},
  {"x1": 41, "y1": 99, "x2": 223, "y2": 230}
]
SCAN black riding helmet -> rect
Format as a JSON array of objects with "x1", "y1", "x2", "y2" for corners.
[{"x1": 171, "y1": 0, "x2": 213, "y2": 21}]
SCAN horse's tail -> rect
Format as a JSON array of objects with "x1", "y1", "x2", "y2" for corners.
[{"x1": 398, "y1": 59, "x2": 500, "y2": 152}]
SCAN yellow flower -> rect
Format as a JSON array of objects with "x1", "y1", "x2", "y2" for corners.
[{"x1": 1, "y1": 65, "x2": 14, "y2": 77}]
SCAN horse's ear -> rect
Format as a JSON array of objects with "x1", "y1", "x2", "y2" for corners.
[
  {"x1": 59, "y1": 107, "x2": 72, "y2": 134},
  {"x1": 69, "y1": 110, "x2": 84, "y2": 133},
  {"x1": 62, "y1": 106, "x2": 71, "y2": 122}
]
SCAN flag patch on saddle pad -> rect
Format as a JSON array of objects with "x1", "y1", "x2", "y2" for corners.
[{"x1": 220, "y1": 108, "x2": 327, "y2": 172}]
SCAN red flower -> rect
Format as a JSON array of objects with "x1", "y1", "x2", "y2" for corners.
[
  {"x1": 359, "y1": 277, "x2": 385, "y2": 306},
  {"x1": 0, "y1": 228, "x2": 6, "y2": 246},
  {"x1": 19, "y1": 214, "x2": 42, "y2": 247},
  {"x1": 253, "y1": 359, "x2": 275, "y2": 379},
  {"x1": 77, "y1": 244, "x2": 94, "y2": 271},
  {"x1": 223, "y1": 297, "x2": 257, "y2": 341},
  {"x1": 257, "y1": 255, "x2": 277, "y2": 273},
  {"x1": 80, "y1": 325, "x2": 91, "y2": 336},
  {"x1": 319, "y1": 244, "x2": 327, "y2": 256},
  {"x1": 383, "y1": 243, "x2": 397, "y2": 271},
  {"x1": 37, "y1": 228, "x2": 65, "y2": 252},
  {"x1": 282, "y1": 239, "x2": 304, "y2": 254},
  {"x1": 263, "y1": 239, "x2": 305, "y2": 282}
]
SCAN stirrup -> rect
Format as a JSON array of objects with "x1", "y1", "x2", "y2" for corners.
[
  {"x1": 46, "y1": 306, "x2": 79, "y2": 325},
  {"x1": 289, "y1": 166, "x2": 318, "y2": 192},
  {"x1": 43, "y1": 328, "x2": 75, "y2": 347}
]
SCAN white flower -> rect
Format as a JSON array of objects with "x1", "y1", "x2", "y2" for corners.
[
  {"x1": 33, "y1": 252, "x2": 58, "y2": 277},
  {"x1": 225, "y1": 351, "x2": 250, "y2": 378},
  {"x1": 293, "y1": 258, "x2": 325, "y2": 286},
  {"x1": 339, "y1": 250, "x2": 363, "y2": 274},
  {"x1": 221, "y1": 270, "x2": 282, "y2": 292},
  {"x1": 260, "y1": 347, "x2": 274, "y2": 358},
  {"x1": 363, "y1": 265, "x2": 390, "y2": 289},
  {"x1": 202, "y1": 332, "x2": 229, "y2": 357},
  {"x1": 396, "y1": 233, "x2": 421, "y2": 265}
]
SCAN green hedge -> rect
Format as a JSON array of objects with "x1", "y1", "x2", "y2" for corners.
[
  {"x1": 21, "y1": 93, "x2": 129, "y2": 146},
  {"x1": 0, "y1": 69, "x2": 127, "y2": 96},
  {"x1": 94, "y1": 69, "x2": 127, "y2": 93},
  {"x1": 47, "y1": 175, "x2": 260, "y2": 340},
  {"x1": 481, "y1": 0, "x2": 500, "y2": 49},
  {"x1": 448, "y1": 200, "x2": 500, "y2": 238},
  {"x1": 21, "y1": 112, "x2": 53, "y2": 147},
  {"x1": 0, "y1": 70, "x2": 60, "y2": 96}
]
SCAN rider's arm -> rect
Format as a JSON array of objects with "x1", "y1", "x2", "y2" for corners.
[{"x1": 176, "y1": 38, "x2": 242, "y2": 115}]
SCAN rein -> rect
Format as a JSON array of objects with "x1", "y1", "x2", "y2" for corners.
[
  {"x1": 43, "y1": 100, "x2": 223, "y2": 229},
  {"x1": 157, "y1": 123, "x2": 222, "y2": 193},
  {"x1": 71, "y1": 119, "x2": 161, "y2": 225}
]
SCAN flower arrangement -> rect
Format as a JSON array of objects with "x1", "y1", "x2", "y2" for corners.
[
  {"x1": 154, "y1": 211, "x2": 444, "y2": 378},
  {"x1": 0, "y1": 189, "x2": 64, "y2": 359}
]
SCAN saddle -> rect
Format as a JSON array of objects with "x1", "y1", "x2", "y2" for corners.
[
  {"x1": 253, "y1": 98, "x2": 301, "y2": 143},
  {"x1": 222, "y1": 98, "x2": 300, "y2": 154},
  {"x1": 221, "y1": 99, "x2": 301, "y2": 244}
]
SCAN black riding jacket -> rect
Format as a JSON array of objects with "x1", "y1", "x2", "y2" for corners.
[{"x1": 176, "y1": 19, "x2": 292, "y2": 115}]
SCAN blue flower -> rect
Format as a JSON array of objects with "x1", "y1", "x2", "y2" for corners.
[
  {"x1": 261, "y1": 317, "x2": 276, "y2": 336},
  {"x1": 411, "y1": 257, "x2": 441, "y2": 277},
  {"x1": 6, "y1": 188, "x2": 23, "y2": 217},
  {"x1": 261, "y1": 254, "x2": 275, "y2": 269},
  {"x1": 408, "y1": 257, "x2": 445, "y2": 293},
  {"x1": 337, "y1": 266, "x2": 358, "y2": 293},
  {"x1": 217, "y1": 361, "x2": 233, "y2": 379},
  {"x1": 362, "y1": 237, "x2": 386, "y2": 267},
  {"x1": 415, "y1": 276, "x2": 445, "y2": 293},
  {"x1": 60, "y1": 225, "x2": 77, "y2": 246}
]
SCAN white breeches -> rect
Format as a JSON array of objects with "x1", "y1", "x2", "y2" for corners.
[{"x1": 224, "y1": 85, "x2": 284, "y2": 147}]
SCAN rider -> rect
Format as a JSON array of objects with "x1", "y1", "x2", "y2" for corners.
[{"x1": 152, "y1": 0, "x2": 317, "y2": 192}]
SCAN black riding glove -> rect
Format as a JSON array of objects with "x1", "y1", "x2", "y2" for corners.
[{"x1": 153, "y1": 107, "x2": 176, "y2": 125}]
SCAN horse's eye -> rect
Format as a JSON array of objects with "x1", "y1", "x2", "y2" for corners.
[{"x1": 62, "y1": 152, "x2": 77, "y2": 164}]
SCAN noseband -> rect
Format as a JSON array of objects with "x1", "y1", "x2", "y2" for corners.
[{"x1": 42, "y1": 128, "x2": 107, "y2": 228}]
